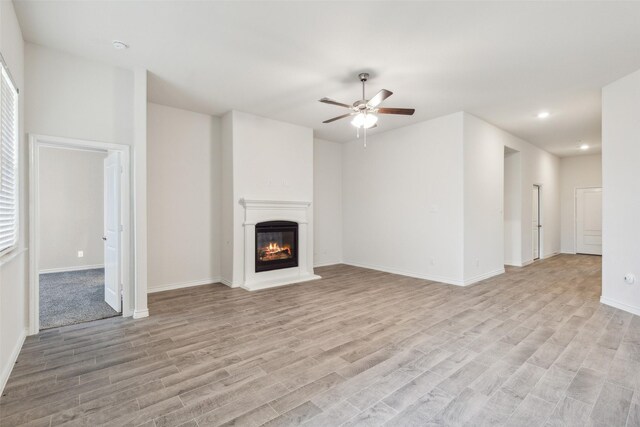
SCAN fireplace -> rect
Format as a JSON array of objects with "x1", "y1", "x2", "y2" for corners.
[{"x1": 255, "y1": 221, "x2": 298, "y2": 272}]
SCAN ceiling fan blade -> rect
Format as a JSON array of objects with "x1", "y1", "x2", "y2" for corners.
[
  {"x1": 367, "y1": 89, "x2": 393, "y2": 108},
  {"x1": 319, "y1": 97, "x2": 352, "y2": 108},
  {"x1": 377, "y1": 107, "x2": 415, "y2": 115},
  {"x1": 323, "y1": 113, "x2": 353, "y2": 123}
]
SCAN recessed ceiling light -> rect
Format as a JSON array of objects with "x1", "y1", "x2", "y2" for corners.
[
  {"x1": 537, "y1": 111, "x2": 550, "y2": 119},
  {"x1": 112, "y1": 40, "x2": 129, "y2": 50},
  {"x1": 580, "y1": 144, "x2": 589, "y2": 150}
]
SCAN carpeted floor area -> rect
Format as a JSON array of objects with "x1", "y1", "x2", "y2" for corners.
[{"x1": 39, "y1": 268, "x2": 120, "y2": 329}]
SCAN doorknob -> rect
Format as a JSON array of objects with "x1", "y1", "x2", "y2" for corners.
[{"x1": 102, "y1": 236, "x2": 107, "y2": 241}]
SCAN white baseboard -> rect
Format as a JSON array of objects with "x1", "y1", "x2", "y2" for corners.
[
  {"x1": 600, "y1": 296, "x2": 640, "y2": 316},
  {"x1": 343, "y1": 260, "x2": 465, "y2": 286},
  {"x1": 0, "y1": 327, "x2": 27, "y2": 395},
  {"x1": 343, "y1": 260, "x2": 505, "y2": 287},
  {"x1": 220, "y1": 278, "x2": 239, "y2": 288},
  {"x1": 462, "y1": 268, "x2": 506, "y2": 286},
  {"x1": 147, "y1": 277, "x2": 221, "y2": 294},
  {"x1": 132, "y1": 309, "x2": 149, "y2": 319},
  {"x1": 241, "y1": 273, "x2": 321, "y2": 291},
  {"x1": 542, "y1": 252, "x2": 560, "y2": 260},
  {"x1": 505, "y1": 260, "x2": 531, "y2": 267},
  {"x1": 39, "y1": 264, "x2": 104, "y2": 274},
  {"x1": 314, "y1": 260, "x2": 342, "y2": 268}
]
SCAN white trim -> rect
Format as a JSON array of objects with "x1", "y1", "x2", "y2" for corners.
[
  {"x1": 240, "y1": 198, "x2": 311, "y2": 211},
  {"x1": 240, "y1": 273, "x2": 320, "y2": 291},
  {"x1": 343, "y1": 260, "x2": 465, "y2": 286},
  {"x1": 462, "y1": 268, "x2": 505, "y2": 286},
  {"x1": 600, "y1": 296, "x2": 640, "y2": 317},
  {"x1": 0, "y1": 247, "x2": 27, "y2": 267},
  {"x1": 29, "y1": 134, "x2": 133, "y2": 336},
  {"x1": 220, "y1": 278, "x2": 238, "y2": 288},
  {"x1": 0, "y1": 327, "x2": 26, "y2": 395},
  {"x1": 343, "y1": 261, "x2": 506, "y2": 287},
  {"x1": 147, "y1": 277, "x2": 221, "y2": 293},
  {"x1": 515, "y1": 253, "x2": 557, "y2": 268},
  {"x1": 505, "y1": 260, "x2": 533, "y2": 267},
  {"x1": 314, "y1": 260, "x2": 343, "y2": 268},
  {"x1": 132, "y1": 309, "x2": 149, "y2": 319},
  {"x1": 39, "y1": 264, "x2": 104, "y2": 274}
]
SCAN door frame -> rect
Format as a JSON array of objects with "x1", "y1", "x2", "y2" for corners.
[
  {"x1": 574, "y1": 186, "x2": 603, "y2": 255},
  {"x1": 28, "y1": 134, "x2": 131, "y2": 335},
  {"x1": 532, "y1": 184, "x2": 542, "y2": 261}
]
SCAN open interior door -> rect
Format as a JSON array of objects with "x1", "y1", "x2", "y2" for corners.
[{"x1": 104, "y1": 151, "x2": 121, "y2": 312}]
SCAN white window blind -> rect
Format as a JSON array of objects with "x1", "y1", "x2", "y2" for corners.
[{"x1": 0, "y1": 64, "x2": 18, "y2": 255}]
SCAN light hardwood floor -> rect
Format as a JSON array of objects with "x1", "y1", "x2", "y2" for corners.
[{"x1": 1, "y1": 255, "x2": 639, "y2": 426}]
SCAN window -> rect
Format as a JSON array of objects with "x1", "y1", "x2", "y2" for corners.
[{"x1": 0, "y1": 61, "x2": 18, "y2": 256}]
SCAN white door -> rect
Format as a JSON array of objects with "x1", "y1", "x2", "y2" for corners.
[
  {"x1": 104, "y1": 152, "x2": 121, "y2": 312},
  {"x1": 576, "y1": 188, "x2": 602, "y2": 255},
  {"x1": 532, "y1": 185, "x2": 540, "y2": 260}
]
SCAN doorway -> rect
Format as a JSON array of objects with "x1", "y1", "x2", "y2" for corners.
[
  {"x1": 504, "y1": 147, "x2": 521, "y2": 266},
  {"x1": 532, "y1": 185, "x2": 541, "y2": 260},
  {"x1": 29, "y1": 135, "x2": 131, "y2": 334},
  {"x1": 576, "y1": 187, "x2": 602, "y2": 255}
]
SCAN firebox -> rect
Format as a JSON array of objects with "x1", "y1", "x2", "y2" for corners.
[{"x1": 255, "y1": 221, "x2": 298, "y2": 272}]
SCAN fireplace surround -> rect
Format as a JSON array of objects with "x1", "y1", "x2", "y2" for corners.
[{"x1": 240, "y1": 198, "x2": 320, "y2": 291}]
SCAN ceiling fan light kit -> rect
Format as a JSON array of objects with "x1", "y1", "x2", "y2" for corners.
[
  {"x1": 351, "y1": 112, "x2": 377, "y2": 129},
  {"x1": 320, "y1": 72, "x2": 415, "y2": 147}
]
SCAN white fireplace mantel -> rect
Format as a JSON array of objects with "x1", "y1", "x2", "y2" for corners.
[{"x1": 240, "y1": 198, "x2": 320, "y2": 291}]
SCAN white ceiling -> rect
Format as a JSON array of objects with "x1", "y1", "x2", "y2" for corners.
[{"x1": 13, "y1": 1, "x2": 640, "y2": 156}]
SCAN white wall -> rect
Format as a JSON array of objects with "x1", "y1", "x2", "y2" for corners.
[
  {"x1": 0, "y1": 0, "x2": 26, "y2": 394},
  {"x1": 25, "y1": 43, "x2": 133, "y2": 145},
  {"x1": 147, "y1": 103, "x2": 221, "y2": 292},
  {"x1": 25, "y1": 44, "x2": 147, "y2": 319},
  {"x1": 313, "y1": 138, "x2": 342, "y2": 267},
  {"x1": 559, "y1": 154, "x2": 602, "y2": 253},
  {"x1": 601, "y1": 69, "x2": 640, "y2": 316},
  {"x1": 504, "y1": 150, "x2": 522, "y2": 266},
  {"x1": 342, "y1": 113, "x2": 465, "y2": 284},
  {"x1": 342, "y1": 111, "x2": 561, "y2": 286},
  {"x1": 38, "y1": 147, "x2": 106, "y2": 272},
  {"x1": 463, "y1": 113, "x2": 561, "y2": 280},
  {"x1": 223, "y1": 111, "x2": 314, "y2": 285}
]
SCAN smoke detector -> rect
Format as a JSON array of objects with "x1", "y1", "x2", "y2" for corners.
[{"x1": 112, "y1": 40, "x2": 129, "y2": 50}]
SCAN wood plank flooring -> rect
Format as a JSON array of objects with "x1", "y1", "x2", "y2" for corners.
[{"x1": 2, "y1": 255, "x2": 639, "y2": 426}]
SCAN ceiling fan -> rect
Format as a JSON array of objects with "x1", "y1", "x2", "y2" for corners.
[{"x1": 319, "y1": 72, "x2": 415, "y2": 146}]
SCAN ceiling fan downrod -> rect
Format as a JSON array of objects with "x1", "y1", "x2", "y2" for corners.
[{"x1": 359, "y1": 72, "x2": 368, "y2": 101}]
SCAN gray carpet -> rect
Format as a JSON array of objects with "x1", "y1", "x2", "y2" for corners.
[{"x1": 39, "y1": 268, "x2": 120, "y2": 330}]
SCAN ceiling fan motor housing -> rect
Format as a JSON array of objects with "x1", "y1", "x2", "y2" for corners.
[{"x1": 353, "y1": 101, "x2": 369, "y2": 110}]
